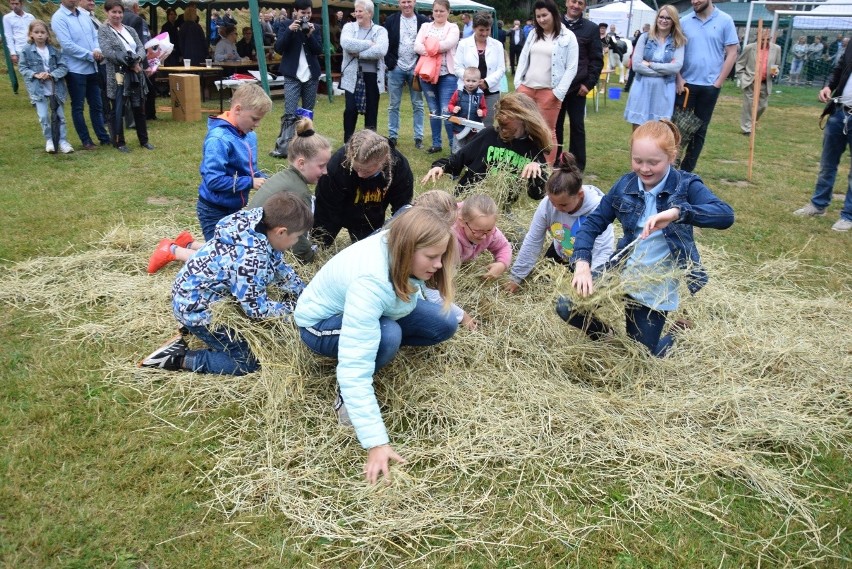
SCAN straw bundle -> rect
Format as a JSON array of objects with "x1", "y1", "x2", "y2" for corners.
[{"x1": 0, "y1": 212, "x2": 849, "y2": 566}]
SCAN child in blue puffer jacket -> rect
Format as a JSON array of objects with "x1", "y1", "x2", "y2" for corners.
[
  {"x1": 196, "y1": 83, "x2": 272, "y2": 240},
  {"x1": 558, "y1": 119, "x2": 735, "y2": 357}
]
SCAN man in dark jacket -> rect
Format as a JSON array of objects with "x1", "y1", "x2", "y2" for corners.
[
  {"x1": 384, "y1": 0, "x2": 429, "y2": 149},
  {"x1": 508, "y1": 19, "x2": 525, "y2": 74},
  {"x1": 555, "y1": 0, "x2": 603, "y2": 172},
  {"x1": 270, "y1": 0, "x2": 322, "y2": 157}
]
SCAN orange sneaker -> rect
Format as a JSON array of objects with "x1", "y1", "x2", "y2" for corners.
[
  {"x1": 173, "y1": 230, "x2": 195, "y2": 249},
  {"x1": 147, "y1": 238, "x2": 176, "y2": 274}
]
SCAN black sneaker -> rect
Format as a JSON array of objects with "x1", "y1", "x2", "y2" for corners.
[
  {"x1": 414, "y1": 138, "x2": 423, "y2": 149},
  {"x1": 427, "y1": 146, "x2": 443, "y2": 154},
  {"x1": 139, "y1": 335, "x2": 187, "y2": 371}
]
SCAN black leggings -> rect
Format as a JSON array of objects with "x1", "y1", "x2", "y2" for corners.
[{"x1": 343, "y1": 71, "x2": 379, "y2": 142}]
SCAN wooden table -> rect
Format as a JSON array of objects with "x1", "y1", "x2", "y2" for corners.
[{"x1": 157, "y1": 65, "x2": 223, "y2": 101}]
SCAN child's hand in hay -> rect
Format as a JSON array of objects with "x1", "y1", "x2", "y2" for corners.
[
  {"x1": 520, "y1": 161, "x2": 543, "y2": 180},
  {"x1": 366, "y1": 444, "x2": 406, "y2": 485},
  {"x1": 641, "y1": 207, "x2": 680, "y2": 239},
  {"x1": 572, "y1": 261, "x2": 594, "y2": 297},
  {"x1": 461, "y1": 312, "x2": 478, "y2": 331},
  {"x1": 481, "y1": 261, "x2": 507, "y2": 280}
]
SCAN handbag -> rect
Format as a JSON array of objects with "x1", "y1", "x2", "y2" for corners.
[{"x1": 354, "y1": 69, "x2": 367, "y2": 114}]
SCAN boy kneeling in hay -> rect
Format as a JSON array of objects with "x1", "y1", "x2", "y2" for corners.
[{"x1": 140, "y1": 193, "x2": 311, "y2": 375}]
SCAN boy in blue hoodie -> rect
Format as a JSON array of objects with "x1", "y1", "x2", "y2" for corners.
[
  {"x1": 196, "y1": 83, "x2": 273, "y2": 241},
  {"x1": 140, "y1": 193, "x2": 312, "y2": 375}
]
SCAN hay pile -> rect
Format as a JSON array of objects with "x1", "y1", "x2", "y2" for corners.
[{"x1": 1, "y1": 214, "x2": 849, "y2": 566}]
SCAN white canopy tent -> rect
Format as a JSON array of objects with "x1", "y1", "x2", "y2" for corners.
[
  {"x1": 588, "y1": 0, "x2": 656, "y2": 37},
  {"x1": 792, "y1": 0, "x2": 852, "y2": 30}
]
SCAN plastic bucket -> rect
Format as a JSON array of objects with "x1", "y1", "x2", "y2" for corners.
[{"x1": 608, "y1": 87, "x2": 622, "y2": 100}]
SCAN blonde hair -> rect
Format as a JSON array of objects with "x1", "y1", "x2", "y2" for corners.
[
  {"x1": 413, "y1": 190, "x2": 457, "y2": 226},
  {"x1": 460, "y1": 194, "x2": 497, "y2": 221},
  {"x1": 463, "y1": 66, "x2": 481, "y2": 81},
  {"x1": 27, "y1": 20, "x2": 52, "y2": 45},
  {"x1": 651, "y1": 5, "x2": 687, "y2": 48},
  {"x1": 230, "y1": 83, "x2": 273, "y2": 114},
  {"x1": 494, "y1": 92, "x2": 551, "y2": 152},
  {"x1": 343, "y1": 129, "x2": 393, "y2": 187},
  {"x1": 288, "y1": 118, "x2": 332, "y2": 162},
  {"x1": 387, "y1": 207, "x2": 457, "y2": 308},
  {"x1": 631, "y1": 119, "x2": 681, "y2": 163}
]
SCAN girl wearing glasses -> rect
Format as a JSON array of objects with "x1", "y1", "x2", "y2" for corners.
[{"x1": 623, "y1": 5, "x2": 686, "y2": 130}]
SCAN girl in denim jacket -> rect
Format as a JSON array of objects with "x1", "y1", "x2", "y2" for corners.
[
  {"x1": 557, "y1": 120, "x2": 734, "y2": 357},
  {"x1": 17, "y1": 20, "x2": 72, "y2": 154}
]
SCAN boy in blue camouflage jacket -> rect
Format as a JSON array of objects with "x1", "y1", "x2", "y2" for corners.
[{"x1": 140, "y1": 193, "x2": 312, "y2": 375}]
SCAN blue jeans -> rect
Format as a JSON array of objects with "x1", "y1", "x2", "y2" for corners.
[
  {"x1": 33, "y1": 99, "x2": 68, "y2": 143},
  {"x1": 811, "y1": 107, "x2": 852, "y2": 221},
  {"x1": 183, "y1": 323, "x2": 259, "y2": 376},
  {"x1": 196, "y1": 198, "x2": 238, "y2": 241},
  {"x1": 387, "y1": 66, "x2": 424, "y2": 141},
  {"x1": 66, "y1": 71, "x2": 109, "y2": 146},
  {"x1": 675, "y1": 83, "x2": 721, "y2": 172},
  {"x1": 420, "y1": 73, "x2": 457, "y2": 149},
  {"x1": 556, "y1": 296, "x2": 674, "y2": 357},
  {"x1": 298, "y1": 299, "x2": 458, "y2": 370}
]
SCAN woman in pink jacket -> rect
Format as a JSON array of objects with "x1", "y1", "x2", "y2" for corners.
[{"x1": 414, "y1": 0, "x2": 460, "y2": 155}]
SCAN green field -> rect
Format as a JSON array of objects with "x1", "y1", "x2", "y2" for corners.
[{"x1": 0, "y1": 67, "x2": 849, "y2": 568}]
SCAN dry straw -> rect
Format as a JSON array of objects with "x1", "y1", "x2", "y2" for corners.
[{"x1": 0, "y1": 203, "x2": 849, "y2": 566}]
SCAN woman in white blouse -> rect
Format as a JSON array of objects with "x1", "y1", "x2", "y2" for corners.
[
  {"x1": 454, "y1": 10, "x2": 506, "y2": 123},
  {"x1": 514, "y1": 0, "x2": 578, "y2": 164}
]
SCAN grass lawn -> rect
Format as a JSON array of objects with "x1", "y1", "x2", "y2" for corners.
[{"x1": 0, "y1": 68, "x2": 849, "y2": 569}]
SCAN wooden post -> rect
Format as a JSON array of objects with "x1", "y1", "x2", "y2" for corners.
[{"x1": 747, "y1": 20, "x2": 765, "y2": 181}]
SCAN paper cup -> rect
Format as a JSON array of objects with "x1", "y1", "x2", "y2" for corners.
[
  {"x1": 205, "y1": 59, "x2": 212, "y2": 68},
  {"x1": 184, "y1": 58, "x2": 191, "y2": 68}
]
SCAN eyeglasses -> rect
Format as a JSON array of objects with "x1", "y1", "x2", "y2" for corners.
[
  {"x1": 657, "y1": 15, "x2": 673, "y2": 21},
  {"x1": 464, "y1": 220, "x2": 494, "y2": 237}
]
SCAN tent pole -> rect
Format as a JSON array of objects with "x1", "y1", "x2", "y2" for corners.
[
  {"x1": 248, "y1": 0, "x2": 270, "y2": 94},
  {"x1": 322, "y1": 0, "x2": 333, "y2": 102}
]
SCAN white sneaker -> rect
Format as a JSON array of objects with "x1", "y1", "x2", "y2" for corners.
[
  {"x1": 45, "y1": 140, "x2": 55, "y2": 154},
  {"x1": 831, "y1": 217, "x2": 852, "y2": 232},
  {"x1": 59, "y1": 141, "x2": 74, "y2": 154},
  {"x1": 793, "y1": 203, "x2": 826, "y2": 217}
]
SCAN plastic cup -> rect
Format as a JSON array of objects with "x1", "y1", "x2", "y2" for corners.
[
  {"x1": 770, "y1": 64, "x2": 779, "y2": 76},
  {"x1": 205, "y1": 59, "x2": 212, "y2": 68},
  {"x1": 184, "y1": 58, "x2": 191, "y2": 68}
]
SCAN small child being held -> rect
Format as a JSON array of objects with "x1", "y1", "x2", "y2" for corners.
[
  {"x1": 505, "y1": 153, "x2": 614, "y2": 293},
  {"x1": 448, "y1": 66, "x2": 487, "y2": 153},
  {"x1": 140, "y1": 193, "x2": 312, "y2": 375},
  {"x1": 17, "y1": 20, "x2": 73, "y2": 154}
]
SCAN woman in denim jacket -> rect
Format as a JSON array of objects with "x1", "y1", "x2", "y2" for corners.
[
  {"x1": 557, "y1": 120, "x2": 734, "y2": 357},
  {"x1": 624, "y1": 5, "x2": 686, "y2": 129}
]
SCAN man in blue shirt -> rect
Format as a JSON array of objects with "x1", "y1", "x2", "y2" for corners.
[
  {"x1": 461, "y1": 13, "x2": 473, "y2": 39},
  {"x1": 52, "y1": 0, "x2": 110, "y2": 149},
  {"x1": 676, "y1": 0, "x2": 738, "y2": 172}
]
